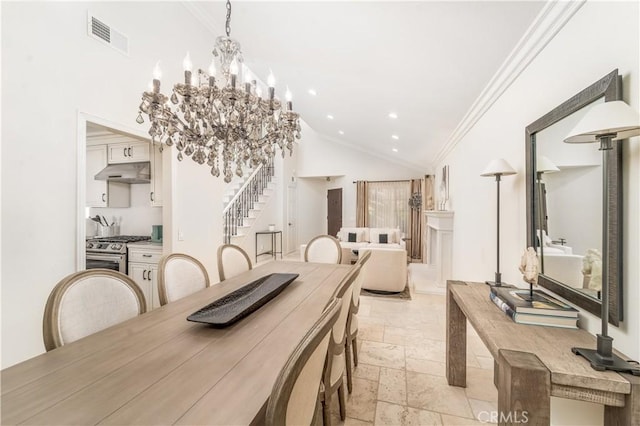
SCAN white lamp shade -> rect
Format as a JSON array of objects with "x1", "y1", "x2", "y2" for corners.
[
  {"x1": 536, "y1": 155, "x2": 560, "y2": 173},
  {"x1": 481, "y1": 158, "x2": 516, "y2": 177},
  {"x1": 565, "y1": 100, "x2": 640, "y2": 143}
]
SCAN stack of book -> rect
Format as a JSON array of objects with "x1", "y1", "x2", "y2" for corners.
[{"x1": 490, "y1": 286, "x2": 578, "y2": 329}]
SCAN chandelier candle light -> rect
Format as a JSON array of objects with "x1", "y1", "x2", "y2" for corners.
[{"x1": 137, "y1": 0, "x2": 301, "y2": 182}]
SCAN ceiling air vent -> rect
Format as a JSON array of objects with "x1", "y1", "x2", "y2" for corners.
[{"x1": 87, "y1": 13, "x2": 129, "y2": 56}]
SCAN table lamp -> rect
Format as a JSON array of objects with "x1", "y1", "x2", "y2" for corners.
[
  {"x1": 481, "y1": 158, "x2": 516, "y2": 287},
  {"x1": 565, "y1": 100, "x2": 640, "y2": 375}
]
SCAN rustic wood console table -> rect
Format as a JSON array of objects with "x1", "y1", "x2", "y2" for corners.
[{"x1": 446, "y1": 280, "x2": 638, "y2": 425}]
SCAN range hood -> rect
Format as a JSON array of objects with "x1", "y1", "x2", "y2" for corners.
[{"x1": 95, "y1": 162, "x2": 151, "y2": 184}]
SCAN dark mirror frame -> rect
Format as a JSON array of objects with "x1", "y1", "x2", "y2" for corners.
[{"x1": 525, "y1": 69, "x2": 622, "y2": 326}]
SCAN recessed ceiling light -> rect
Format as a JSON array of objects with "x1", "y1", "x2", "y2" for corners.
[
  {"x1": 391, "y1": 135, "x2": 399, "y2": 140},
  {"x1": 392, "y1": 148, "x2": 398, "y2": 152},
  {"x1": 327, "y1": 114, "x2": 334, "y2": 120},
  {"x1": 338, "y1": 130, "x2": 344, "y2": 135},
  {"x1": 308, "y1": 89, "x2": 317, "y2": 96},
  {"x1": 388, "y1": 112, "x2": 398, "y2": 119}
]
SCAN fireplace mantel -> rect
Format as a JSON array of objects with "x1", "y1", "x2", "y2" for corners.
[{"x1": 416, "y1": 211, "x2": 454, "y2": 294}]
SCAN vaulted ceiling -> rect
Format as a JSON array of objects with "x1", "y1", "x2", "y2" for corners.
[{"x1": 187, "y1": 1, "x2": 545, "y2": 171}]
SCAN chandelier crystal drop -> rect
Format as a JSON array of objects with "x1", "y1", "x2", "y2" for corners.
[{"x1": 137, "y1": 0, "x2": 301, "y2": 182}]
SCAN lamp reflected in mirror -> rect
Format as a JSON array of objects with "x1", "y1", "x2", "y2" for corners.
[
  {"x1": 536, "y1": 155, "x2": 560, "y2": 264},
  {"x1": 564, "y1": 99, "x2": 640, "y2": 375}
]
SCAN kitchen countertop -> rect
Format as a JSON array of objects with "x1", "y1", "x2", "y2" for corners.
[{"x1": 127, "y1": 241, "x2": 163, "y2": 249}]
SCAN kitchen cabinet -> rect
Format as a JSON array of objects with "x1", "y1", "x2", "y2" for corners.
[
  {"x1": 108, "y1": 141, "x2": 150, "y2": 164},
  {"x1": 86, "y1": 145, "x2": 130, "y2": 208},
  {"x1": 128, "y1": 243, "x2": 163, "y2": 310},
  {"x1": 150, "y1": 143, "x2": 163, "y2": 207}
]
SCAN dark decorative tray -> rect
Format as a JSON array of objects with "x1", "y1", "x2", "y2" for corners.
[{"x1": 187, "y1": 273, "x2": 299, "y2": 327}]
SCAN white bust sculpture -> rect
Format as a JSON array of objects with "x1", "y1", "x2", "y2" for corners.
[
  {"x1": 582, "y1": 248, "x2": 602, "y2": 291},
  {"x1": 519, "y1": 247, "x2": 539, "y2": 285}
]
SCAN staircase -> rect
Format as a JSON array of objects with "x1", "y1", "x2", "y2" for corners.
[{"x1": 223, "y1": 157, "x2": 275, "y2": 244}]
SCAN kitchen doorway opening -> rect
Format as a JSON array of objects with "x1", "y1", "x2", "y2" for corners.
[{"x1": 75, "y1": 112, "x2": 154, "y2": 272}]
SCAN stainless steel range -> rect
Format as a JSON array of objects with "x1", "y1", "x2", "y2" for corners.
[{"x1": 86, "y1": 236, "x2": 151, "y2": 273}]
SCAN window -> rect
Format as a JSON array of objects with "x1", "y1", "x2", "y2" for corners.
[{"x1": 367, "y1": 181, "x2": 411, "y2": 235}]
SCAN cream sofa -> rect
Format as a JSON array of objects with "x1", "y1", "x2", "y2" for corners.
[
  {"x1": 301, "y1": 227, "x2": 407, "y2": 263},
  {"x1": 359, "y1": 247, "x2": 408, "y2": 293},
  {"x1": 541, "y1": 253, "x2": 585, "y2": 289},
  {"x1": 336, "y1": 227, "x2": 406, "y2": 250}
]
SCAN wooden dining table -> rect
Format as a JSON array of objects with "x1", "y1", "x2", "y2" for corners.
[{"x1": 1, "y1": 261, "x2": 352, "y2": 425}]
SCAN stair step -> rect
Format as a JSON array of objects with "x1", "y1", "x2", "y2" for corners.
[{"x1": 223, "y1": 161, "x2": 275, "y2": 243}]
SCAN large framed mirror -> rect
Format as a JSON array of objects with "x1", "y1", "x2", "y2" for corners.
[{"x1": 525, "y1": 69, "x2": 622, "y2": 325}]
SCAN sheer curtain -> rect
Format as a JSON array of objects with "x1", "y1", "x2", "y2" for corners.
[{"x1": 367, "y1": 181, "x2": 411, "y2": 235}]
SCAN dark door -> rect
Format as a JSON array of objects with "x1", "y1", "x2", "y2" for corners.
[{"x1": 327, "y1": 188, "x2": 342, "y2": 238}]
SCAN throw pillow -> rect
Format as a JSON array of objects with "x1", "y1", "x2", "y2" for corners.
[
  {"x1": 379, "y1": 233, "x2": 388, "y2": 244},
  {"x1": 348, "y1": 232, "x2": 357, "y2": 243}
]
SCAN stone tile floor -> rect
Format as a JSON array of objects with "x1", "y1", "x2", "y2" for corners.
[
  {"x1": 327, "y1": 293, "x2": 497, "y2": 426},
  {"x1": 273, "y1": 252, "x2": 497, "y2": 425}
]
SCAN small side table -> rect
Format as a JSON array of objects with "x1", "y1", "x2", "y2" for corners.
[{"x1": 255, "y1": 230, "x2": 283, "y2": 263}]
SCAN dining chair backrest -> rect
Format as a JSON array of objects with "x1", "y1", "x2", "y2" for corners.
[
  {"x1": 217, "y1": 244, "x2": 252, "y2": 282},
  {"x1": 304, "y1": 235, "x2": 342, "y2": 264},
  {"x1": 158, "y1": 253, "x2": 210, "y2": 306},
  {"x1": 352, "y1": 250, "x2": 372, "y2": 307},
  {"x1": 43, "y1": 269, "x2": 146, "y2": 351},
  {"x1": 265, "y1": 298, "x2": 341, "y2": 426},
  {"x1": 331, "y1": 265, "x2": 360, "y2": 346}
]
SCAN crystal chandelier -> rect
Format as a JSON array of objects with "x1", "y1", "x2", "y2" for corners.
[{"x1": 137, "y1": 0, "x2": 301, "y2": 182}]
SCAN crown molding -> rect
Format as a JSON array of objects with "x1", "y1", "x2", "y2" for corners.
[{"x1": 432, "y1": 0, "x2": 585, "y2": 168}]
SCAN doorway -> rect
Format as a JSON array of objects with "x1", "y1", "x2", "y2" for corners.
[
  {"x1": 327, "y1": 188, "x2": 342, "y2": 238},
  {"x1": 286, "y1": 185, "x2": 298, "y2": 254},
  {"x1": 76, "y1": 112, "x2": 153, "y2": 271}
]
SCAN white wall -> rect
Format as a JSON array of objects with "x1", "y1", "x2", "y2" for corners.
[
  {"x1": 436, "y1": 0, "x2": 639, "y2": 364},
  {"x1": 1, "y1": 2, "x2": 223, "y2": 367},
  {"x1": 295, "y1": 122, "x2": 425, "y2": 240},
  {"x1": 89, "y1": 183, "x2": 163, "y2": 236},
  {"x1": 297, "y1": 177, "x2": 330, "y2": 245},
  {"x1": 227, "y1": 155, "x2": 292, "y2": 265}
]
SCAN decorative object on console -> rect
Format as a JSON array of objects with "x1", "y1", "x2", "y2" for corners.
[
  {"x1": 136, "y1": 0, "x2": 301, "y2": 183},
  {"x1": 564, "y1": 99, "x2": 640, "y2": 375},
  {"x1": 518, "y1": 247, "x2": 539, "y2": 301},
  {"x1": 480, "y1": 158, "x2": 516, "y2": 287},
  {"x1": 489, "y1": 291, "x2": 577, "y2": 329},
  {"x1": 491, "y1": 287, "x2": 578, "y2": 317}
]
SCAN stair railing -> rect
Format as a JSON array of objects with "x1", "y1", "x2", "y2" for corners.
[{"x1": 223, "y1": 157, "x2": 275, "y2": 243}]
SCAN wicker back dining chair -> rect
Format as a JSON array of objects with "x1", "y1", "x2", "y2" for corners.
[
  {"x1": 265, "y1": 298, "x2": 341, "y2": 426},
  {"x1": 43, "y1": 269, "x2": 146, "y2": 351},
  {"x1": 217, "y1": 244, "x2": 252, "y2": 281},
  {"x1": 319, "y1": 264, "x2": 361, "y2": 425},
  {"x1": 345, "y1": 250, "x2": 372, "y2": 393},
  {"x1": 304, "y1": 235, "x2": 342, "y2": 264},
  {"x1": 158, "y1": 253, "x2": 210, "y2": 306}
]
